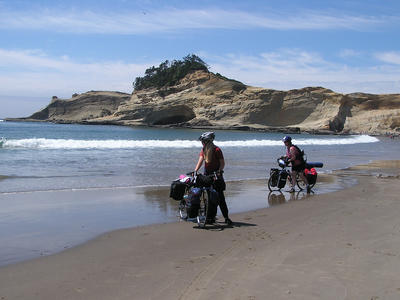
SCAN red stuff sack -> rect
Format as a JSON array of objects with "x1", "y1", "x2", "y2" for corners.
[{"x1": 305, "y1": 168, "x2": 317, "y2": 184}]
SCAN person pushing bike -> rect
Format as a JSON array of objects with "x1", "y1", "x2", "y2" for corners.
[
  {"x1": 282, "y1": 136, "x2": 311, "y2": 194},
  {"x1": 194, "y1": 132, "x2": 233, "y2": 225}
]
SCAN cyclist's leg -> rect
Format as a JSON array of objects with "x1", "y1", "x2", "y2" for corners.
[
  {"x1": 284, "y1": 169, "x2": 296, "y2": 193},
  {"x1": 217, "y1": 189, "x2": 233, "y2": 224},
  {"x1": 297, "y1": 167, "x2": 311, "y2": 193},
  {"x1": 291, "y1": 170, "x2": 297, "y2": 186},
  {"x1": 298, "y1": 171, "x2": 309, "y2": 186},
  {"x1": 218, "y1": 190, "x2": 228, "y2": 219}
]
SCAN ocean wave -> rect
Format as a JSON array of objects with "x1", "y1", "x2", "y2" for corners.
[
  {"x1": 291, "y1": 135, "x2": 379, "y2": 145},
  {"x1": 0, "y1": 135, "x2": 379, "y2": 149},
  {"x1": 219, "y1": 135, "x2": 379, "y2": 147}
]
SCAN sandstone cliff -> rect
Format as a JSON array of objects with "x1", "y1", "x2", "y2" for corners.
[{"x1": 12, "y1": 71, "x2": 400, "y2": 135}]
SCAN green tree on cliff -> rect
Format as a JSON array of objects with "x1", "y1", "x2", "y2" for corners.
[{"x1": 133, "y1": 54, "x2": 209, "y2": 91}]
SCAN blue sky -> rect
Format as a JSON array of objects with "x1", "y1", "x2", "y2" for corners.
[{"x1": 1, "y1": 0, "x2": 400, "y2": 118}]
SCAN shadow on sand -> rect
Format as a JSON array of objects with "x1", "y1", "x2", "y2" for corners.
[{"x1": 193, "y1": 220, "x2": 257, "y2": 231}]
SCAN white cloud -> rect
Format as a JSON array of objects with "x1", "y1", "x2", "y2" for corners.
[
  {"x1": 0, "y1": 8, "x2": 393, "y2": 34},
  {"x1": 338, "y1": 49, "x2": 361, "y2": 58},
  {"x1": 0, "y1": 49, "x2": 150, "y2": 97},
  {"x1": 205, "y1": 50, "x2": 400, "y2": 94},
  {"x1": 1, "y1": 47, "x2": 400, "y2": 107},
  {"x1": 375, "y1": 51, "x2": 400, "y2": 65}
]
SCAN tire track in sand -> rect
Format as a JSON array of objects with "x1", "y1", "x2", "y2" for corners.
[{"x1": 178, "y1": 228, "x2": 270, "y2": 300}]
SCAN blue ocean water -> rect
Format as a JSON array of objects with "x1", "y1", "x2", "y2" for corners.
[{"x1": 0, "y1": 121, "x2": 398, "y2": 193}]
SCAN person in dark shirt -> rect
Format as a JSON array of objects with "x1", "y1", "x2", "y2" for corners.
[
  {"x1": 194, "y1": 132, "x2": 232, "y2": 225},
  {"x1": 282, "y1": 135, "x2": 310, "y2": 193}
]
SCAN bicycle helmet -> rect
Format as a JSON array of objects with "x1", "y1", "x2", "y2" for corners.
[
  {"x1": 199, "y1": 131, "x2": 215, "y2": 143},
  {"x1": 282, "y1": 135, "x2": 292, "y2": 143}
]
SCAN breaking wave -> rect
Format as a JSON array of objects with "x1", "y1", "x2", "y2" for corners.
[{"x1": 1, "y1": 135, "x2": 379, "y2": 149}]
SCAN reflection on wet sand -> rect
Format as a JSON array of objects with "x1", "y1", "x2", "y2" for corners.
[
  {"x1": 267, "y1": 190, "x2": 310, "y2": 207},
  {"x1": 138, "y1": 175, "x2": 348, "y2": 220},
  {"x1": 267, "y1": 192, "x2": 286, "y2": 206}
]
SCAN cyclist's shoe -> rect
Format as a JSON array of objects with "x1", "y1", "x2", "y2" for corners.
[
  {"x1": 306, "y1": 185, "x2": 311, "y2": 194},
  {"x1": 225, "y1": 218, "x2": 233, "y2": 225},
  {"x1": 287, "y1": 187, "x2": 295, "y2": 193}
]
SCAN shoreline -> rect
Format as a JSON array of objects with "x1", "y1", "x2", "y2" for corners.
[
  {"x1": 4, "y1": 118, "x2": 395, "y2": 136},
  {"x1": 1, "y1": 160, "x2": 400, "y2": 299}
]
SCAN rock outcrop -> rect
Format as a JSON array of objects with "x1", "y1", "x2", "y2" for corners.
[
  {"x1": 10, "y1": 70, "x2": 400, "y2": 135},
  {"x1": 26, "y1": 91, "x2": 131, "y2": 123}
]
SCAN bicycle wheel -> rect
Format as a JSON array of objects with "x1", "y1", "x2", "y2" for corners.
[
  {"x1": 197, "y1": 190, "x2": 209, "y2": 228},
  {"x1": 179, "y1": 187, "x2": 190, "y2": 220},
  {"x1": 178, "y1": 199, "x2": 188, "y2": 220},
  {"x1": 296, "y1": 173, "x2": 315, "y2": 190},
  {"x1": 267, "y1": 177, "x2": 281, "y2": 192}
]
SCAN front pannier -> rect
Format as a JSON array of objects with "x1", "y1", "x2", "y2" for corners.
[
  {"x1": 269, "y1": 168, "x2": 280, "y2": 187},
  {"x1": 277, "y1": 170, "x2": 288, "y2": 189},
  {"x1": 169, "y1": 180, "x2": 186, "y2": 200}
]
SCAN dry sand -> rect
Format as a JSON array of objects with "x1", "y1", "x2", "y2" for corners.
[{"x1": 1, "y1": 161, "x2": 400, "y2": 300}]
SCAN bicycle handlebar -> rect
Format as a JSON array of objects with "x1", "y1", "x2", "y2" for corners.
[{"x1": 187, "y1": 170, "x2": 224, "y2": 177}]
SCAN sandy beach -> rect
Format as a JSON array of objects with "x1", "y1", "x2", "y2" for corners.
[{"x1": 1, "y1": 160, "x2": 400, "y2": 300}]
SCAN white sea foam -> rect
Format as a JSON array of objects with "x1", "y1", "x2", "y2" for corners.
[
  {"x1": 218, "y1": 135, "x2": 379, "y2": 147},
  {"x1": 291, "y1": 135, "x2": 379, "y2": 145},
  {"x1": 1, "y1": 135, "x2": 379, "y2": 149}
]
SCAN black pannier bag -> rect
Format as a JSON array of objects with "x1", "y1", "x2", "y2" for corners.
[
  {"x1": 307, "y1": 174, "x2": 317, "y2": 185},
  {"x1": 187, "y1": 203, "x2": 199, "y2": 218},
  {"x1": 278, "y1": 170, "x2": 288, "y2": 189},
  {"x1": 269, "y1": 168, "x2": 279, "y2": 187},
  {"x1": 169, "y1": 180, "x2": 186, "y2": 200},
  {"x1": 305, "y1": 168, "x2": 318, "y2": 185},
  {"x1": 195, "y1": 174, "x2": 213, "y2": 187},
  {"x1": 213, "y1": 177, "x2": 226, "y2": 191},
  {"x1": 186, "y1": 187, "x2": 202, "y2": 218}
]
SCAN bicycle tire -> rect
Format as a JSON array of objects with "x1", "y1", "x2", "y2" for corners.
[
  {"x1": 296, "y1": 173, "x2": 316, "y2": 191},
  {"x1": 197, "y1": 190, "x2": 209, "y2": 228},
  {"x1": 179, "y1": 186, "x2": 190, "y2": 220},
  {"x1": 179, "y1": 199, "x2": 188, "y2": 220},
  {"x1": 267, "y1": 177, "x2": 281, "y2": 192}
]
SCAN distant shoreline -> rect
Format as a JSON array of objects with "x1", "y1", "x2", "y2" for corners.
[{"x1": 2, "y1": 118, "x2": 366, "y2": 136}]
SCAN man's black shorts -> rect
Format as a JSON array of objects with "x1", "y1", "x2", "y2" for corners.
[{"x1": 292, "y1": 163, "x2": 305, "y2": 172}]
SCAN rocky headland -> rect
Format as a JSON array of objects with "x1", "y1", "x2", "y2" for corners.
[{"x1": 7, "y1": 70, "x2": 400, "y2": 135}]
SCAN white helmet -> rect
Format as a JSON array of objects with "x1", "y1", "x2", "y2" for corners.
[{"x1": 199, "y1": 131, "x2": 215, "y2": 143}]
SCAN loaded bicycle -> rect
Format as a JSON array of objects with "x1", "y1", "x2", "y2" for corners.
[
  {"x1": 268, "y1": 157, "x2": 323, "y2": 192},
  {"x1": 170, "y1": 171, "x2": 220, "y2": 228}
]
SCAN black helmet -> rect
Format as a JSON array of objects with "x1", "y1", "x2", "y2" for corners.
[
  {"x1": 282, "y1": 135, "x2": 292, "y2": 143},
  {"x1": 199, "y1": 131, "x2": 215, "y2": 143}
]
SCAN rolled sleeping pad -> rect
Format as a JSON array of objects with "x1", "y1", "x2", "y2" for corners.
[{"x1": 306, "y1": 162, "x2": 324, "y2": 168}]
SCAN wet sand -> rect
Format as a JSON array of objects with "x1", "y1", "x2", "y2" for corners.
[
  {"x1": 0, "y1": 173, "x2": 348, "y2": 267},
  {"x1": 1, "y1": 161, "x2": 400, "y2": 299}
]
